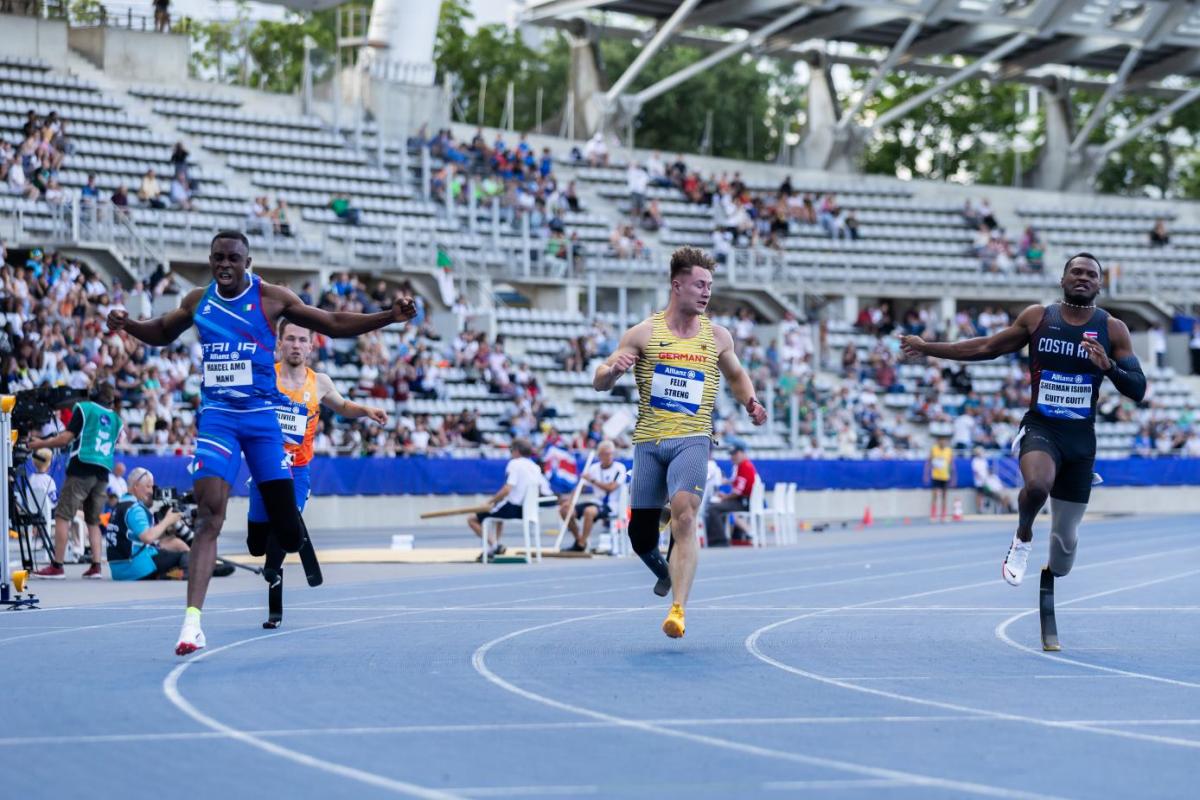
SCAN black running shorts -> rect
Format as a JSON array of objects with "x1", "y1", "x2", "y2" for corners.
[{"x1": 1015, "y1": 414, "x2": 1096, "y2": 504}]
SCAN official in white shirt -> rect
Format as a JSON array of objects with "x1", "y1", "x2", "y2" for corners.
[
  {"x1": 469, "y1": 438, "x2": 542, "y2": 561},
  {"x1": 559, "y1": 440, "x2": 627, "y2": 552}
]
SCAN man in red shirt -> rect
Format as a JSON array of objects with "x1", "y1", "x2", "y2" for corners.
[{"x1": 703, "y1": 447, "x2": 757, "y2": 546}]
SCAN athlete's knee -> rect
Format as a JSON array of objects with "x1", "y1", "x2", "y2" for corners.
[
  {"x1": 1021, "y1": 480, "x2": 1052, "y2": 502},
  {"x1": 246, "y1": 520, "x2": 271, "y2": 558},
  {"x1": 583, "y1": 506, "x2": 599, "y2": 522},
  {"x1": 628, "y1": 507, "x2": 661, "y2": 555},
  {"x1": 668, "y1": 495, "x2": 698, "y2": 531},
  {"x1": 257, "y1": 479, "x2": 303, "y2": 552}
]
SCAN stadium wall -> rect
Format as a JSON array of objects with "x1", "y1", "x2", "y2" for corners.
[{"x1": 92, "y1": 456, "x2": 1200, "y2": 532}]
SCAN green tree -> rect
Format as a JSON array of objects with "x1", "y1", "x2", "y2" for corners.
[
  {"x1": 597, "y1": 39, "x2": 802, "y2": 161},
  {"x1": 434, "y1": 0, "x2": 568, "y2": 132},
  {"x1": 856, "y1": 69, "x2": 1045, "y2": 185}
]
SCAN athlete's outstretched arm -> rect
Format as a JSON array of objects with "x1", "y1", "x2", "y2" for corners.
[
  {"x1": 900, "y1": 305, "x2": 1042, "y2": 362},
  {"x1": 316, "y1": 373, "x2": 388, "y2": 425},
  {"x1": 714, "y1": 325, "x2": 767, "y2": 426},
  {"x1": 1083, "y1": 317, "x2": 1146, "y2": 402},
  {"x1": 270, "y1": 285, "x2": 416, "y2": 337},
  {"x1": 593, "y1": 321, "x2": 648, "y2": 392},
  {"x1": 106, "y1": 288, "x2": 201, "y2": 345}
]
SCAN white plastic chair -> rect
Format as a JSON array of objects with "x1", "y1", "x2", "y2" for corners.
[
  {"x1": 482, "y1": 489, "x2": 543, "y2": 565},
  {"x1": 784, "y1": 482, "x2": 799, "y2": 544},
  {"x1": 747, "y1": 479, "x2": 768, "y2": 547},
  {"x1": 765, "y1": 483, "x2": 790, "y2": 546}
]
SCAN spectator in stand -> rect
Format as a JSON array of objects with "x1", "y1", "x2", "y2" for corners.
[
  {"x1": 583, "y1": 132, "x2": 608, "y2": 166},
  {"x1": 154, "y1": 0, "x2": 171, "y2": 32},
  {"x1": 962, "y1": 200, "x2": 981, "y2": 229},
  {"x1": 138, "y1": 168, "x2": 165, "y2": 209},
  {"x1": 1150, "y1": 218, "x2": 1170, "y2": 247},
  {"x1": 609, "y1": 223, "x2": 642, "y2": 259},
  {"x1": 843, "y1": 209, "x2": 860, "y2": 241},
  {"x1": 1190, "y1": 321, "x2": 1200, "y2": 375},
  {"x1": 110, "y1": 183, "x2": 130, "y2": 219},
  {"x1": 641, "y1": 198, "x2": 664, "y2": 232},
  {"x1": 703, "y1": 447, "x2": 757, "y2": 547},
  {"x1": 272, "y1": 199, "x2": 293, "y2": 237},
  {"x1": 975, "y1": 198, "x2": 998, "y2": 229},
  {"x1": 1148, "y1": 322, "x2": 1167, "y2": 369},
  {"x1": 42, "y1": 177, "x2": 66, "y2": 210},
  {"x1": 626, "y1": 161, "x2": 649, "y2": 215},
  {"x1": 168, "y1": 173, "x2": 192, "y2": 211},
  {"x1": 80, "y1": 173, "x2": 100, "y2": 208},
  {"x1": 245, "y1": 195, "x2": 271, "y2": 235},
  {"x1": 818, "y1": 194, "x2": 845, "y2": 239},
  {"x1": 331, "y1": 195, "x2": 362, "y2": 225}
]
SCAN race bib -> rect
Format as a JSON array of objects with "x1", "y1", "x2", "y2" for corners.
[
  {"x1": 650, "y1": 363, "x2": 704, "y2": 416},
  {"x1": 276, "y1": 407, "x2": 306, "y2": 441},
  {"x1": 203, "y1": 358, "x2": 252, "y2": 388},
  {"x1": 1036, "y1": 371, "x2": 1093, "y2": 420}
]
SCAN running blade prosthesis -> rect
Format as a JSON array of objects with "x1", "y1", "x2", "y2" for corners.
[{"x1": 1039, "y1": 567, "x2": 1060, "y2": 652}]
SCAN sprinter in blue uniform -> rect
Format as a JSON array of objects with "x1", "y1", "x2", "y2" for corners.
[
  {"x1": 900, "y1": 253, "x2": 1146, "y2": 648},
  {"x1": 108, "y1": 231, "x2": 416, "y2": 655}
]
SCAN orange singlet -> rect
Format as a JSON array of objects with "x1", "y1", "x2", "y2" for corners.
[{"x1": 275, "y1": 364, "x2": 320, "y2": 468}]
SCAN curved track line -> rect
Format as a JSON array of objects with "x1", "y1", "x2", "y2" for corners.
[
  {"x1": 746, "y1": 560, "x2": 1200, "y2": 752},
  {"x1": 163, "y1": 610, "x2": 467, "y2": 800},
  {"x1": 994, "y1": 569, "x2": 1200, "y2": 689},
  {"x1": 471, "y1": 609, "x2": 1064, "y2": 800}
]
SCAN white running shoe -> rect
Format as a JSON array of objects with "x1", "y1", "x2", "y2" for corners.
[
  {"x1": 1002, "y1": 535, "x2": 1032, "y2": 587},
  {"x1": 175, "y1": 613, "x2": 206, "y2": 656}
]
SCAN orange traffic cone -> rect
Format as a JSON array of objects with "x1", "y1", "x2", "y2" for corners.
[
  {"x1": 952, "y1": 499, "x2": 964, "y2": 522},
  {"x1": 860, "y1": 506, "x2": 874, "y2": 528}
]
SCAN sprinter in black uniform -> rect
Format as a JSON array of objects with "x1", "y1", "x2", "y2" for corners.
[{"x1": 901, "y1": 254, "x2": 1146, "y2": 639}]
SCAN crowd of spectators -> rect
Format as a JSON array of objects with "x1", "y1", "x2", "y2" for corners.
[
  {"x1": 5, "y1": 234, "x2": 1200, "y2": 461},
  {"x1": 3, "y1": 109, "x2": 72, "y2": 206}
]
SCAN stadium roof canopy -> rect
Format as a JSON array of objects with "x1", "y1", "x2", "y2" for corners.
[
  {"x1": 254, "y1": 1, "x2": 345, "y2": 11},
  {"x1": 520, "y1": 0, "x2": 1200, "y2": 89},
  {"x1": 520, "y1": 0, "x2": 1200, "y2": 189}
]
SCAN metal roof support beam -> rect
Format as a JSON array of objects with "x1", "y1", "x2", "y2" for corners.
[
  {"x1": 837, "y1": 17, "x2": 921, "y2": 131},
  {"x1": 604, "y1": 0, "x2": 703, "y2": 104},
  {"x1": 1099, "y1": 85, "x2": 1200, "y2": 159},
  {"x1": 871, "y1": 32, "x2": 1031, "y2": 132},
  {"x1": 632, "y1": 5, "x2": 814, "y2": 107},
  {"x1": 1070, "y1": 45, "x2": 1141, "y2": 152}
]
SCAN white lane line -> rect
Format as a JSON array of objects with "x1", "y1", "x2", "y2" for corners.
[
  {"x1": 472, "y1": 585, "x2": 1069, "y2": 800},
  {"x1": 451, "y1": 786, "x2": 598, "y2": 797},
  {"x1": 12, "y1": 715, "x2": 1200, "y2": 748},
  {"x1": 763, "y1": 779, "x2": 912, "y2": 791},
  {"x1": 473, "y1": 621, "x2": 1062, "y2": 800},
  {"x1": 0, "y1": 614, "x2": 180, "y2": 646},
  {"x1": 745, "y1": 558, "x2": 1200, "y2": 752},
  {"x1": 163, "y1": 612, "x2": 468, "y2": 800},
  {"x1": 994, "y1": 570, "x2": 1200, "y2": 689},
  {"x1": 156, "y1": 550, "x2": 980, "y2": 798}
]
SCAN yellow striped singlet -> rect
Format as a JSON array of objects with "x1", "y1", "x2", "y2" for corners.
[
  {"x1": 632, "y1": 311, "x2": 720, "y2": 444},
  {"x1": 930, "y1": 444, "x2": 952, "y2": 482}
]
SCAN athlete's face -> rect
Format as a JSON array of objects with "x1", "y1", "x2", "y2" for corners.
[
  {"x1": 209, "y1": 237, "x2": 250, "y2": 295},
  {"x1": 672, "y1": 267, "x2": 712, "y2": 315},
  {"x1": 1061, "y1": 258, "x2": 1101, "y2": 305},
  {"x1": 279, "y1": 323, "x2": 313, "y2": 367}
]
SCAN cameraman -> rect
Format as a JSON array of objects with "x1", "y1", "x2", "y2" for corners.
[
  {"x1": 106, "y1": 467, "x2": 188, "y2": 581},
  {"x1": 28, "y1": 383, "x2": 124, "y2": 579}
]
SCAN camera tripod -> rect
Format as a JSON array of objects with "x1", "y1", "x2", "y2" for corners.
[{"x1": 1, "y1": 396, "x2": 38, "y2": 610}]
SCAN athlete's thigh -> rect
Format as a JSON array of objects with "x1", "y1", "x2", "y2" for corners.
[
  {"x1": 630, "y1": 443, "x2": 667, "y2": 509},
  {"x1": 1051, "y1": 434, "x2": 1096, "y2": 504},
  {"x1": 237, "y1": 409, "x2": 292, "y2": 485},
  {"x1": 664, "y1": 437, "x2": 709, "y2": 502},
  {"x1": 192, "y1": 410, "x2": 245, "y2": 486}
]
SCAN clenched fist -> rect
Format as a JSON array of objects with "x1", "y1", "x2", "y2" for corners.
[
  {"x1": 107, "y1": 308, "x2": 129, "y2": 333},
  {"x1": 365, "y1": 407, "x2": 389, "y2": 426},
  {"x1": 747, "y1": 398, "x2": 768, "y2": 426},
  {"x1": 608, "y1": 350, "x2": 638, "y2": 377},
  {"x1": 899, "y1": 335, "x2": 926, "y2": 361},
  {"x1": 392, "y1": 296, "x2": 418, "y2": 323}
]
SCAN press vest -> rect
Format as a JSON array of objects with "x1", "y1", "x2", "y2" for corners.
[{"x1": 68, "y1": 401, "x2": 122, "y2": 472}]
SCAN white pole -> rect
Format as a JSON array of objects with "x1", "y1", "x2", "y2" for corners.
[
  {"x1": 553, "y1": 449, "x2": 596, "y2": 551},
  {"x1": 0, "y1": 397, "x2": 13, "y2": 603}
]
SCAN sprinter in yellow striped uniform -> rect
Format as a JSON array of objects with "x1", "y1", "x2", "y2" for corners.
[
  {"x1": 593, "y1": 246, "x2": 767, "y2": 639},
  {"x1": 925, "y1": 435, "x2": 956, "y2": 523}
]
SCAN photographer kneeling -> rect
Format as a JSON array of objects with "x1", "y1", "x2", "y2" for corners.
[{"x1": 106, "y1": 467, "x2": 190, "y2": 581}]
